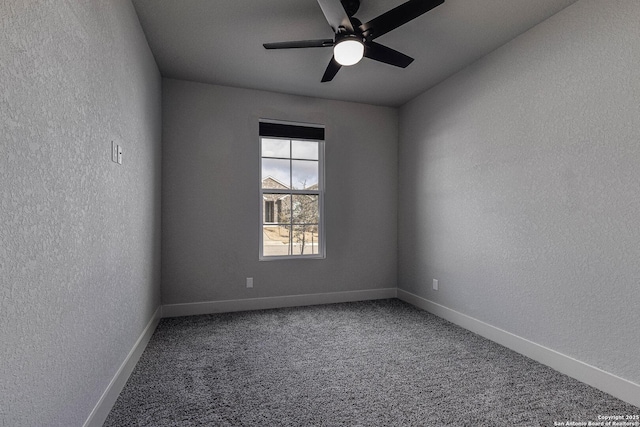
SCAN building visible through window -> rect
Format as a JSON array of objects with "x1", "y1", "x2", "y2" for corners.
[
  {"x1": 260, "y1": 121, "x2": 325, "y2": 259},
  {"x1": 264, "y1": 200, "x2": 275, "y2": 223}
]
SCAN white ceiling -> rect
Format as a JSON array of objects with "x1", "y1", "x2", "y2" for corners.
[{"x1": 131, "y1": 0, "x2": 579, "y2": 107}]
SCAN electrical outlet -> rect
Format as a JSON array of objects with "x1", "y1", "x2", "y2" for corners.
[
  {"x1": 246, "y1": 277, "x2": 253, "y2": 288},
  {"x1": 432, "y1": 279, "x2": 438, "y2": 291}
]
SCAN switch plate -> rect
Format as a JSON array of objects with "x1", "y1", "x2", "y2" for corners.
[
  {"x1": 117, "y1": 145, "x2": 123, "y2": 164},
  {"x1": 432, "y1": 279, "x2": 438, "y2": 291},
  {"x1": 246, "y1": 277, "x2": 253, "y2": 288},
  {"x1": 111, "y1": 141, "x2": 118, "y2": 163}
]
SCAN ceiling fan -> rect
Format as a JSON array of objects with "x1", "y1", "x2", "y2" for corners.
[{"x1": 263, "y1": 0, "x2": 445, "y2": 82}]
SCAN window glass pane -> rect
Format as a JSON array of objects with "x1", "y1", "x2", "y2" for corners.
[
  {"x1": 291, "y1": 160, "x2": 318, "y2": 190},
  {"x1": 292, "y1": 140, "x2": 318, "y2": 160},
  {"x1": 263, "y1": 225, "x2": 291, "y2": 256},
  {"x1": 262, "y1": 158, "x2": 290, "y2": 188},
  {"x1": 292, "y1": 225, "x2": 319, "y2": 255},
  {"x1": 292, "y1": 195, "x2": 319, "y2": 224},
  {"x1": 262, "y1": 138, "x2": 290, "y2": 158}
]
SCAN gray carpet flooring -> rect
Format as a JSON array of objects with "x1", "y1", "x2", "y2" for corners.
[{"x1": 104, "y1": 299, "x2": 638, "y2": 426}]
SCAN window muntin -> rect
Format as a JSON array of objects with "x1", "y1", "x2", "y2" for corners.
[{"x1": 260, "y1": 124, "x2": 324, "y2": 260}]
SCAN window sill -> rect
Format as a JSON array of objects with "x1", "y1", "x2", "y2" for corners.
[{"x1": 259, "y1": 254, "x2": 326, "y2": 261}]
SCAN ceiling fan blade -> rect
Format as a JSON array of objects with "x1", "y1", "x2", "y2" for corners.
[
  {"x1": 317, "y1": 0, "x2": 354, "y2": 33},
  {"x1": 263, "y1": 39, "x2": 334, "y2": 49},
  {"x1": 360, "y1": 0, "x2": 444, "y2": 40},
  {"x1": 364, "y1": 41, "x2": 414, "y2": 68},
  {"x1": 321, "y1": 56, "x2": 342, "y2": 82}
]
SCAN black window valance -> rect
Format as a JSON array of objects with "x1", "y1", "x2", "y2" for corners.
[{"x1": 259, "y1": 122, "x2": 324, "y2": 141}]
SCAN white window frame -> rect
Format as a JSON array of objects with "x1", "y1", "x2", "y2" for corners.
[{"x1": 259, "y1": 120, "x2": 325, "y2": 261}]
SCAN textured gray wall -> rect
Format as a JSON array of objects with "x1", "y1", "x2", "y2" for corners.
[
  {"x1": 162, "y1": 79, "x2": 397, "y2": 304},
  {"x1": 399, "y1": 0, "x2": 640, "y2": 385},
  {"x1": 0, "y1": 1, "x2": 161, "y2": 426}
]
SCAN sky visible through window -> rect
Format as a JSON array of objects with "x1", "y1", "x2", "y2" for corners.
[{"x1": 261, "y1": 138, "x2": 319, "y2": 189}]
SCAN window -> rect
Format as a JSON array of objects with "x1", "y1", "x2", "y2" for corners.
[{"x1": 260, "y1": 121, "x2": 325, "y2": 259}]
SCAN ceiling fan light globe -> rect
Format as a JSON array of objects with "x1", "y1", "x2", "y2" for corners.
[{"x1": 334, "y1": 39, "x2": 364, "y2": 66}]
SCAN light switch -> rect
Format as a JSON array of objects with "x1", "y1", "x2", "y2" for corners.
[
  {"x1": 117, "y1": 145, "x2": 123, "y2": 165},
  {"x1": 111, "y1": 141, "x2": 118, "y2": 163}
]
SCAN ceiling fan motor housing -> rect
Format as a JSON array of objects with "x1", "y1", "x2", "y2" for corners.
[
  {"x1": 335, "y1": 32, "x2": 363, "y2": 44},
  {"x1": 341, "y1": 0, "x2": 360, "y2": 17}
]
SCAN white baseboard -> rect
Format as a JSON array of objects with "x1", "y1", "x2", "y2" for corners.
[
  {"x1": 161, "y1": 288, "x2": 398, "y2": 318},
  {"x1": 397, "y1": 289, "x2": 640, "y2": 409},
  {"x1": 83, "y1": 306, "x2": 162, "y2": 427}
]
